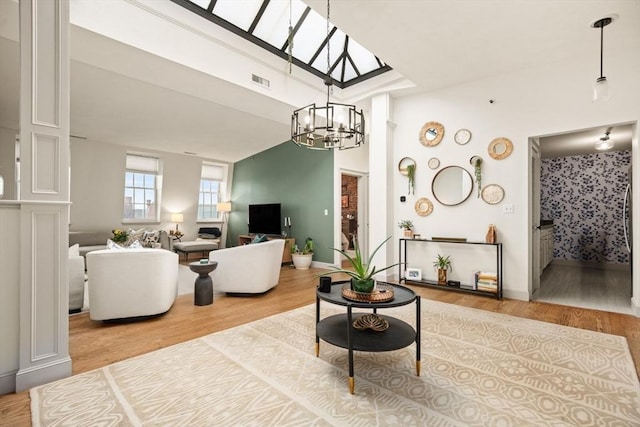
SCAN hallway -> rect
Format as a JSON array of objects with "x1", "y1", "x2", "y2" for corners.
[{"x1": 535, "y1": 263, "x2": 633, "y2": 315}]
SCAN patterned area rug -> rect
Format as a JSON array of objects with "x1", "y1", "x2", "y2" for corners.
[{"x1": 32, "y1": 301, "x2": 640, "y2": 426}]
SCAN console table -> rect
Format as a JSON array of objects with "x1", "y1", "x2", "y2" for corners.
[
  {"x1": 237, "y1": 234, "x2": 295, "y2": 264},
  {"x1": 399, "y1": 238, "x2": 503, "y2": 299},
  {"x1": 315, "y1": 281, "x2": 421, "y2": 394}
]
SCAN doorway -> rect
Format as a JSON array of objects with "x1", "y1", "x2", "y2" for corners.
[
  {"x1": 530, "y1": 123, "x2": 634, "y2": 315},
  {"x1": 338, "y1": 171, "x2": 368, "y2": 267}
]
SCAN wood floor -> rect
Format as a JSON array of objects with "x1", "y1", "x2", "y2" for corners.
[
  {"x1": 535, "y1": 263, "x2": 634, "y2": 315},
  {"x1": 2, "y1": 265, "x2": 640, "y2": 426}
]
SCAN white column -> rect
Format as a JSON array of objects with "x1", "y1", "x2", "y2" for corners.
[
  {"x1": 15, "y1": 0, "x2": 71, "y2": 392},
  {"x1": 368, "y1": 93, "x2": 395, "y2": 277}
]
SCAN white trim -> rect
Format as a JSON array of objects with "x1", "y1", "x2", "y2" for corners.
[{"x1": 0, "y1": 371, "x2": 17, "y2": 395}]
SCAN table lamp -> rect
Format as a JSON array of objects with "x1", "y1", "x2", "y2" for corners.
[{"x1": 171, "y1": 213, "x2": 184, "y2": 234}]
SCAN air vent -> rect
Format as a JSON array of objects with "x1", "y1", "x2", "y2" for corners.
[{"x1": 252, "y1": 74, "x2": 270, "y2": 88}]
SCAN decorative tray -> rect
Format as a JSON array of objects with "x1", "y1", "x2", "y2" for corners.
[{"x1": 341, "y1": 283, "x2": 395, "y2": 303}]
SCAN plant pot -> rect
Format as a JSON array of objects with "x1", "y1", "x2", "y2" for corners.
[
  {"x1": 351, "y1": 278, "x2": 375, "y2": 293},
  {"x1": 403, "y1": 229, "x2": 413, "y2": 238},
  {"x1": 292, "y1": 253, "x2": 313, "y2": 270},
  {"x1": 437, "y1": 268, "x2": 447, "y2": 285}
]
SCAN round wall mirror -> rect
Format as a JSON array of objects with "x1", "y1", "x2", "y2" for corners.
[
  {"x1": 431, "y1": 166, "x2": 474, "y2": 206},
  {"x1": 419, "y1": 121, "x2": 445, "y2": 147}
]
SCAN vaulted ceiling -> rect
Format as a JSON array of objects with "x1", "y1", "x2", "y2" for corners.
[{"x1": 0, "y1": 0, "x2": 638, "y2": 162}]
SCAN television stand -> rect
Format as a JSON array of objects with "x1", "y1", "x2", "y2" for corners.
[{"x1": 237, "y1": 234, "x2": 295, "y2": 264}]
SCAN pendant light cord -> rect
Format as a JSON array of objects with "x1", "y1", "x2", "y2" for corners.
[
  {"x1": 327, "y1": 0, "x2": 330, "y2": 81},
  {"x1": 288, "y1": 0, "x2": 293, "y2": 74},
  {"x1": 599, "y1": 24, "x2": 604, "y2": 78}
]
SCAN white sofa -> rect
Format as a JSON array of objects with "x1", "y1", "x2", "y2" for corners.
[
  {"x1": 68, "y1": 248, "x2": 86, "y2": 314},
  {"x1": 86, "y1": 248, "x2": 178, "y2": 321},
  {"x1": 209, "y1": 239, "x2": 285, "y2": 294}
]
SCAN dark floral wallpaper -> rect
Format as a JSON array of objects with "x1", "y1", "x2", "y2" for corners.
[{"x1": 540, "y1": 150, "x2": 631, "y2": 264}]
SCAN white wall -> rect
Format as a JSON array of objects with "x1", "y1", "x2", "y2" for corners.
[
  {"x1": 0, "y1": 126, "x2": 17, "y2": 200},
  {"x1": 389, "y1": 48, "x2": 640, "y2": 301},
  {"x1": 71, "y1": 139, "x2": 232, "y2": 241}
]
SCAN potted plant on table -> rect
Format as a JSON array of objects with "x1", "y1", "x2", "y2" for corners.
[
  {"x1": 322, "y1": 236, "x2": 398, "y2": 293},
  {"x1": 398, "y1": 220, "x2": 414, "y2": 238},
  {"x1": 433, "y1": 254, "x2": 452, "y2": 285},
  {"x1": 291, "y1": 237, "x2": 314, "y2": 270}
]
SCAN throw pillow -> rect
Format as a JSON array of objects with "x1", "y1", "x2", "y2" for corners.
[
  {"x1": 128, "y1": 240, "x2": 143, "y2": 249},
  {"x1": 126, "y1": 228, "x2": 145, "y2": 247},
  {"x1": 252, "y1": 234, "x2": 268, "y2": 244},
  {"x1": 142, "y1": 230, "x2": 160, "y2": 248},
  {"x1": 198, "y1": 233, "x2": 219, "y2": 240},
  {"x1": 198, "y1": 227, "x2": 221, "y2": 238},
  {"x1": 106, "y1": 239, "x2": 124, "y2": 250},
  {"x1": 68, "y1": 243, "x2": 80, "y2": 257}
]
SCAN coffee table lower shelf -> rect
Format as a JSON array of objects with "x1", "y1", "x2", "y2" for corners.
[{"x1": 317, "y1": 313, "x2": 416, "y2": 352}]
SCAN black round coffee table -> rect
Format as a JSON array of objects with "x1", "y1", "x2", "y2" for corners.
[
  {"x1": 315, "y1": 280, "x2": 421, "y2": 394},
  {"x1": 189, "y1": 261, "x2": 218, "y2": 306}
]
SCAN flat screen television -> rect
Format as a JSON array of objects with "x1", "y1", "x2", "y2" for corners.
[{"x1": 248, "y1": 203, "x2": 281, "y2": 236}]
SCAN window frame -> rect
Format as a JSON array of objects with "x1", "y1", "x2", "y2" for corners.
[
  {"x1": 123, "y1": 153, "x2": 162, "y2": 223},
  {"x1": 197, "y1": 162, "x2": 228, "y2": 222}
]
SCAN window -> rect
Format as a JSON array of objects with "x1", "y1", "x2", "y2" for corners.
[
  {"x1": 123, "y1": 154, "x2": 161, "y2": 222},
  {"x1": 198, "y1": 162, "x2": 226, "y2": 221}
]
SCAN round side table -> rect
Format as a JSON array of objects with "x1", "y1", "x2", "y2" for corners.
[{"x1": 189, "y1": 261, "x2": 218, "y2": 306}]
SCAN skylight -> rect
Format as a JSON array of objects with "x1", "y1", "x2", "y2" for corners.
[{"x1": 171, "y1": 0, "x2": 392, "y2": 89}]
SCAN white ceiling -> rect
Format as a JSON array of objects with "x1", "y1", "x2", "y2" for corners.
[
  {"x1": 540, "y1": 124, "x2": 633, "y2": 159},
  {"x1": 1, "y1": 0, "x2": 638, "y2": 162}
]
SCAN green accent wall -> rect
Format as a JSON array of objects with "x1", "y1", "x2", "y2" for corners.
[{"x1": 229, "y1": 141, "x2": 334, "y2": 263}]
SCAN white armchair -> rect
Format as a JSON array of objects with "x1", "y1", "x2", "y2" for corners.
[
  {"x1": 208, "y1": 239, "x2": 285, "y2": 294},
  {"x1": 86, "y1": 248, "x2": 178, "y2": 321}
]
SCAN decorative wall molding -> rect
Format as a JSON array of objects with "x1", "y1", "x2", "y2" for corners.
[
  {"x1": 31, "y1": 0, "x2": 61, "y2": 128},
  {"x1": 30, "y1": 210, "x2": 61, "y2": 361},
  {"x1": 31, "y1": 133, "x2": 60, "y2": 194}
]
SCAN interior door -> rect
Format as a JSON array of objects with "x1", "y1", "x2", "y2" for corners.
[{"x1": 530, "y1": 139, "x2": 541, "y2": 298}]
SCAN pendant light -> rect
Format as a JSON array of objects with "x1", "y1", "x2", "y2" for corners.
[
  {"x1": 290, "y1": 0, "x2": 365, "y2": 150},
  {"x1": 595, "y1": 127, "x2": 614, "y2": 151},
  {"x1": 591, "y1": 16, "x2": 615, "y2": 102}
]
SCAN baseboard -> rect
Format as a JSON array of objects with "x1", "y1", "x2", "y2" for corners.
[
  {"x1": 310, "y1": 261, "x2": 333, "y2": 270},
  {"x1": 0, "y1": 370, "x2": 16, "y2": 395},
  {"x1": 15, "y1": 356, "x2": 72, "y2": 393},
  {"x1": 551, "y1": 259, "x2": 631, "y2": 271},
  {"x1": 503, "y1": 289, "x2": 529, "y2": 302}
]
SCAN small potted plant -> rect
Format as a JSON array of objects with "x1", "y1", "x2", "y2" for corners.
[
  {"x1": 398, "y1": 220, "x2": 414, "y2": 238},
  {"x1": 470, "y1": 156, "x2": 482, "y2": 197},
  {"x1": 433, "y1": 254, "x2": 452, "y2": 285},
  {"x1": 406, "y1": 163, "x2": 416, "y2": 195},
  {"x1": 291, "y1": 237, "x2": 314, "y2": 270},
  {"x1": 322, "y1": 236, "x2": 398, "y2": 293}
]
